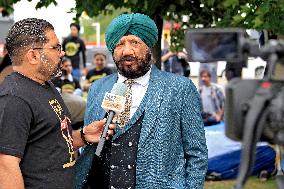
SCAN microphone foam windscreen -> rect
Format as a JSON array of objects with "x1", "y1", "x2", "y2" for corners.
[{"x1": 111, "y1": 83, "x2": 127, "y2": 96}]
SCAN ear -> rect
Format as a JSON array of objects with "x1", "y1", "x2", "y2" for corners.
[
  {"x1": 113, "y1": 50, "x2": 119, "y2": 62},
  {"x1": 26, "y1": 49, "x2": 40, "y2": 65}
]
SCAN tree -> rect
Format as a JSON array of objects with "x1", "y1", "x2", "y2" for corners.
[
  {"x1": 80, "y1": 7, "x2": 129, "y2": 44},
  {"x1": 71, "y1": 0, "x2": 225, "y2": 68},
  {"x1": 220, "y1": 0, "x2": 284, "y2": 36},
  {"x1": 2, "y1": 0, "x2": 284, "y2": 67},
  {"x1": 0, "y1": 0, "x2": 219, "y2": 68}
]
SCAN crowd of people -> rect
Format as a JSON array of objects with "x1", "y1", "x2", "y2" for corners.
[{"x1": 0, "y1": 12, "x2": 275, "y2": 189}]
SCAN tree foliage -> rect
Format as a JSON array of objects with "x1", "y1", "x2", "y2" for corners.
[
  {"x1": 80, "y1": 7, "x2": 128, "y2": 44},
  {"x1": 1, "y1": 0, "x2": 284, "y2": 67},
  {"x1": 220, "y1": 0, "x2": 284, "y2": 35}
]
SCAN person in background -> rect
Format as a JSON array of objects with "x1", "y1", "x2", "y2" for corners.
[
  {"x1": 0, "y1": 18, "x2": 115, "y2": 189},
  {"x1": 52, "y1": 57, "x2": 82, "y2": 96},
  {"x1": 0, "y1": 45, "x2": 13, "y2": 83},
  {"x1": 61, "y1": 92, "x2": 86, "y2": 131},
  {"x1": 62, "y1": 23, "x2": 87, "y2": 81},
  {"x1": 83, "y1": 52, "x2": 112, "y2": 91},
  {"x1": 161, "y1": 48, "x2": 190, "y2": 77},
  {"x1": 76, "y1": 13, "x2": 207, "y2": 189},
  {"x1": 225, "y1": 61, "x2": 244, "y2": 81},
  {"x1": 198, "y1": 63, "x2": 218, "y2": 86},
  {"x1": 51, "y1": 58, "x2": 86, "y2": 131},
  {"x1": 199, "y1": 69, "x2": 225, "y2": 126}
]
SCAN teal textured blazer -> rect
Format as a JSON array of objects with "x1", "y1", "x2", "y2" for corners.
[{"x1": 75, "y1": 65, "x2": 208, "y2": 189}]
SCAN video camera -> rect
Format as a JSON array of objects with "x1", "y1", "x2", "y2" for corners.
[{"x1": 185, "y1": 28, "x2": 284, "y2": 189}]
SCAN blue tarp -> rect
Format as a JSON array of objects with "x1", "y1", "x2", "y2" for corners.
[{"x1": 205, "y1": 122, "x2": 276, "y2": 179}]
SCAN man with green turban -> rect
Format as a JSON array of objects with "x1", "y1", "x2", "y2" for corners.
[{"x1": 76, "y1": 13, "x2": 207, "y2": 189}]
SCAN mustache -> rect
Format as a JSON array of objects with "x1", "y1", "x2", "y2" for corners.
[{"x1": 117, "y1": 55, "x2": 138, "y2": 63}]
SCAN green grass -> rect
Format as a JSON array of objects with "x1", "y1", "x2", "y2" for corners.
[{"x1": 204, "y1": 177, "x2": 277, "y2": 189}]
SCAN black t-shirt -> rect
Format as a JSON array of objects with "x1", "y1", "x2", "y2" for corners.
[
  {"x1": 62, "y1": 36, "x2": 86, "y2": 68},
  {"x1": 0, "y1": 72, "x2": 75, "y2": 189},
  {"x1": 86, "y1": 68, "x2": 112, "y2": 83},
  {"x1": 52, "y1": 76, "x2": 81, "y2": 92}
]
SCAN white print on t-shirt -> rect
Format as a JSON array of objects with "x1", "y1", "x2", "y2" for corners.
[{"x1": 49, "y1": 99, "x2": 76, "y2": 168}]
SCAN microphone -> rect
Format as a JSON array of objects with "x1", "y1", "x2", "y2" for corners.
[{"x1": 95, "y1": 83, "x2": 127, "y2": 156}]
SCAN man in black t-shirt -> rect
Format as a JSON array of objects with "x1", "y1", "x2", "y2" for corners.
[
  {"x1": 0, "y1": 18, "x2": 115, "y2": 189},
  {"x1": 62, "y1": 23, "x2": 87, "y2": 81}
]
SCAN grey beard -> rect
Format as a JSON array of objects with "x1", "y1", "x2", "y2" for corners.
[{"x1": 115, "y1": 54, "x2": 152, "y2": 79}]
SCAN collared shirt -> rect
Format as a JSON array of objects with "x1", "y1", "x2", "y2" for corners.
[
  {"x1": 201, "y1": 86, "x2": 215, "y2": 114},
  {"x1": 199, "y1": 83, "x2": 225, "y2": 114},
  {"x1": 117, "y1": 67, "x2": 151, "y2": 118}
]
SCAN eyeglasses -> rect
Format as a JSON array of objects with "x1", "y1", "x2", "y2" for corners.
[{"x1": 33, "y1": 44, "x2": 62, "y2": 52}]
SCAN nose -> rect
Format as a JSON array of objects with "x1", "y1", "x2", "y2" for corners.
[{"x1": 122, "y1": 42, "x2": 134, "y2": 56}]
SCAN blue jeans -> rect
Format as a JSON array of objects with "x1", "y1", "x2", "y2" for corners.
[{"x1": 72, "y1": 68, "x2": 81, "y2": 81}]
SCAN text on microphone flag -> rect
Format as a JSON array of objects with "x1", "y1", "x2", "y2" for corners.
[{"x1": 101, "y1": 92, "x2": 126, "y2": 114}]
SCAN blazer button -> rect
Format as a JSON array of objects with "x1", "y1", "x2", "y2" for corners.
[
  {"x1": 111, "y1": 165, "x2": 115, "y2": 169},
  {"x1": 127, "y1": 165, "x2": 133, "y2": 170},
  {"x1": 128, "y1": 142, "x2": 133, "y2": 147}
]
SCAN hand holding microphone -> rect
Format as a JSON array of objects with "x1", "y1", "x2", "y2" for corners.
[
  {"x1": 95, "y1": 83, "x2": 127, "y2": 156},
  {"x1": 82, "y1": 119, "x2": 116, "y2": 143}
]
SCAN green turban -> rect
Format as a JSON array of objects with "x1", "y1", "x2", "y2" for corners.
[{"x1": 105, "y1": 13, "x2": 158, "y2": 53}]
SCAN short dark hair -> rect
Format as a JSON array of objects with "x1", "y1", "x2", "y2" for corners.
[
  {"x1": 93, "y1": 52, "x2": 106, "y2": 59},
  {"x1": 200, "y1": 69, "x2": 211, "y2": 78},
  {"x1": 70, "y1": 23, "x2": 80, "y2": 31},
  {"x1": 61, "y1": 57, "x2": 71, "y2": 64},
  {"x1": 5, "y1": 18, "x2": 54, "y2": 61}
]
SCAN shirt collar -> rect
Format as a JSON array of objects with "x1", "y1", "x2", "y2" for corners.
[{"x1": 117, "y1": 66, "x2": 152, "y2": 87}]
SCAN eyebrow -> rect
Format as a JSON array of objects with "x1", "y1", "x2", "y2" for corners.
[
  {"x1": 119, "y1": 37, "x2": 142, "y2": 44},
  {"x1": 129, "y1": 38, "x2": 142, "y2": 43}
]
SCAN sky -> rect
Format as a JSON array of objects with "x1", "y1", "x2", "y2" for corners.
[{"x1": 13, "y1": 0, "x2": 76, "y2": 41}]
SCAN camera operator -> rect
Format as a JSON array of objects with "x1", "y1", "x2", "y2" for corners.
[{"x1": 186, "y1": 28, "x2": 284, "y2": 189}]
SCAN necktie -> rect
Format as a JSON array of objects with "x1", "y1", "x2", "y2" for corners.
[{"x1": 117, "y1": 79, "x2": 135, "y2": 127}]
